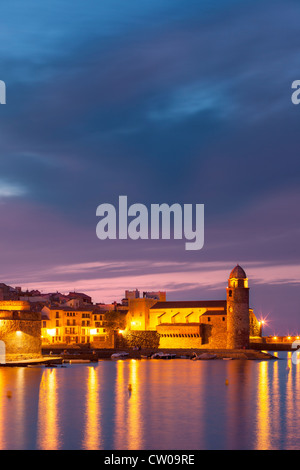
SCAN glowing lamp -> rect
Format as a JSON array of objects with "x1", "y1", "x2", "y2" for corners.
[
  {"x1": 90, "y1": 329, "x2": 98, "y2": 335},
  {"x1": 16, "y1": 330, "x2": 22, "y2": 336},
  {"x1": 47, "y1": 329, "x2": 56, "y2": 337}
]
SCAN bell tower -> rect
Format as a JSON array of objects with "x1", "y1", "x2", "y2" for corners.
[{"x1": 226, "y1": 265, "x2": 250, "y2": 349}]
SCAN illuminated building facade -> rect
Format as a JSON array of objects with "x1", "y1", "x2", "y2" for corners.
[
  {"x1": 127, "y1": 265, "x2": 261, "y2": 349},
  {"x1": 41, "y1": 305, "x2": 107, "y2": 346},
  {"x1": 0, "y1": 300, "x2": 41, "y2": 361},
  {"x1": 126, "y1": 291, "x2": 166, "y2": 331}
]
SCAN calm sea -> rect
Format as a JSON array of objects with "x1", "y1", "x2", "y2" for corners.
[{"x1": 0, "y1": 351, "x2": 299, "y2": 450}]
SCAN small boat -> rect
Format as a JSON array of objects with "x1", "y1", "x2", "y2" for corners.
[
  {"x1": 151, "y1": 352, "x2": 176, "y2": 360},
  {"x1": 27, "y1": 364, "x2": 45, "y2": 368},
  {"x1": 69, "y1": 359, "x2": 90, "y2": 364},
  {"x1": 151, "y1": 352, "x2": 164, "y2": 359},
  {"x1": 160, "y1": 353, "x2": 176, "y2": 360},
  {"x1": 223, "y1": 357, "x2": 233, "y2": 361},
  {"x1": 192, "y1": 353, "x2": 217, "y2": 361},
  {"x1": 111, "y1": 352, "x2": 129, "y2": 359}
]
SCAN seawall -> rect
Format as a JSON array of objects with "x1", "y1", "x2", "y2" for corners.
[{"x1": 42, "y1": 346, "x2": 275, "y2": 360}]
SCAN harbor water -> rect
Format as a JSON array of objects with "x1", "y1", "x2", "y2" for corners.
[{"x1": 0, "y1": 351, "x2": 299, "y2": 450}]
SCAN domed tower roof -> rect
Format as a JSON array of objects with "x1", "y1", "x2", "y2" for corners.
[{"x1": 229, "y1": 264, "x2": 247, "y2": 279}]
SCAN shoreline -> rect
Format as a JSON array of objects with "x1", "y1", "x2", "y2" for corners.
[
  {"x1": 0, "y1": 348, "x2": 277, "y2": 366},
  {"x1": 43, "y1": 347, "x2": 276, "y2": 361}
]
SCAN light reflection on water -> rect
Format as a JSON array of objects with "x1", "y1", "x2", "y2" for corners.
[{"x1": 1, "y1": 352, "x2": 300, "y2": 450}]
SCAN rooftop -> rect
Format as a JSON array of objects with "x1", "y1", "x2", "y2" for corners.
[
  {"x1": 229, "y1": 264, "x2": 247, "y2": 279},
  {"x1": 150, "y1": 300, "x2": 226, "y2": 310}
]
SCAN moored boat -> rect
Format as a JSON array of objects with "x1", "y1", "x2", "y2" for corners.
[
  {"x1": 111, "y1": 352, "x2": 129, "y2": 359},
  {"x1": 69, "y1": 359, "x2": 91, "y2": 364},
  {"x1": 151, "y1": 352, "x2": 176, "y2": 359},
  {"x1": 192, "y1": 353, "x2": 217, "y2": 361}
]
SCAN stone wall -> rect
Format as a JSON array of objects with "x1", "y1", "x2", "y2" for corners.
[
  {"x1": 157, "y1": 318, "x2": 228, "y2": 349},
  {"x1": 92, "y1": 332, "x2": 116, "y2": 349},
  {"x1": 200, "y1": 316, "x2": 227, "y2": 348},
  {"x1": 158, "y1": 324, "x2": 202, "y2": 349},
  {"x1": 0, "y1": 310, "x2": 41, "y2": 321},
  {"x1": 0, "y1": 300, "x2": 31, "y2": 311},
  {"x1": 0, "y1": 309, "x2": 42, "y2": 361}
]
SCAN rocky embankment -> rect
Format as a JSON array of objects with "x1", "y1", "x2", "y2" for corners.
[{"x1": 42, "y1": 347, "x2": 276, "y2": 361}]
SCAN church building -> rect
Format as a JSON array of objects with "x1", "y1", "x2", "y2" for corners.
[{"x1": 127, "y1": 265, "x2": 261, "y2": 349}]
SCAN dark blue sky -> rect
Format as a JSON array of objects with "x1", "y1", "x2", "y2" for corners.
[{"x1": 0, "y1": 0, "x2": 299, "y2": 333}]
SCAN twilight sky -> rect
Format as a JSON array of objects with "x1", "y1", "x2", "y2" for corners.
[{"x1": 0, "y1": 0, "x2": 299, "y2": 334}]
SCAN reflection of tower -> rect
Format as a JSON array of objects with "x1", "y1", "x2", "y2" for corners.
[{"x1": 226, "y1": 265, "x2": 250, "y2": 349}]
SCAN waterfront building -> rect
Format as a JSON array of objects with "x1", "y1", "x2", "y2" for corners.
[
  {"x1": 0, "y1": 265, "x2": 263, "y2": 353},
  {"x1": 0, "y1": 300, "x2": 41, "y2": 361},
  {"x1": 126, "y1": 290, "x2": 166, "y2": 331},
  {"x1": 126, "y1": 265, "x2": 261, "y2": 349},
  {"x1": 41, "y1": 304, "x2": 107, "y2": 346}
]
